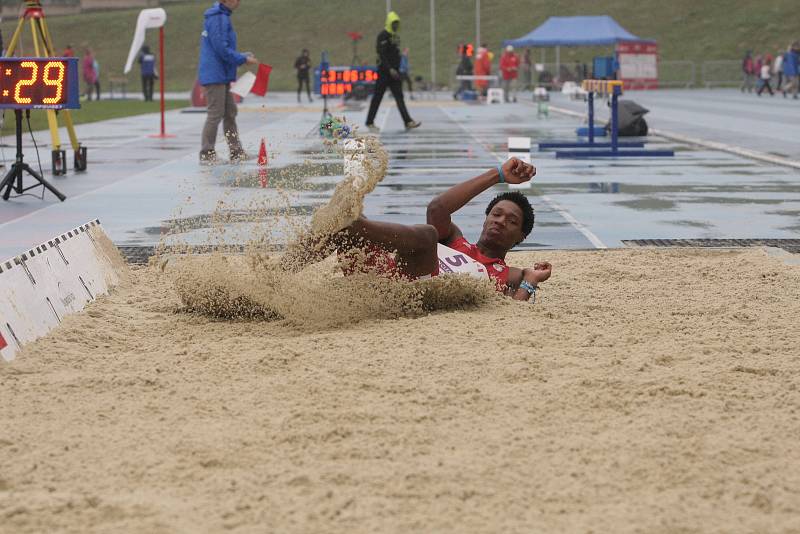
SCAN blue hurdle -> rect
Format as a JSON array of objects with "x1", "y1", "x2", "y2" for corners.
[
  {"x1": 542, "y1": 80, "x2": 674, "y2": 158},
  {"x1": 576, "y1": 126, "x2": 606, "y2": 137},
  {"x1": 555, "y1": 80, "x2": 674, "y2": 158}
]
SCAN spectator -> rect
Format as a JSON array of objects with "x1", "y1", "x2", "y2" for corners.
[
  {"x1": 774, "y1": 47, "x2": 784, "y2": 91},
  {"x1": 139, "y1": 44, "x2": 156, "y2": 102},
  {"x1": 364, "y1": 11, "x2": 420, "y2": 132},
  {"x1": 198, "y1": 0, "x2": 259, "y2": 164},
  {"x1": 741, "y1": 51, "x2": 755, "y2": 93},
  {"x1": 399, "y1": 47, "x2": 414, "y2": 100},
  {"x1": 757, "y1": 57, "x2": 774, "y2": 96},
  {"x1": 499, "y1": 45, "x2": 519, "y2": 102},
  {"x1": 453, "y1": 45, "x2": 473, "y2": 100},
  {"x1": 473, "y1": 45, "x2": 491, "y2": 96},
  {"x1": 92, "y1": 55, "x2": 101, "y2": 100},
  {"x1": 781, "y1": 43, "x2": 799, "y2": 99},
  {"x1": 82, "y1": 47, "x2": 97, "y2": 101},
  {"x1": 294, "y1": 48, "x2": 313, "y2": 103},
  {"x1": 63, "y1": 44, "x2": 75, "y2": 57},
  {"x1": 521, "y1": 49, "x2": 532, "y2": 91}
]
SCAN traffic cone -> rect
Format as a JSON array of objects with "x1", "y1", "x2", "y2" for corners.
[{"x1": 257, "y1": 138, "x2": 268, "y2": 188}]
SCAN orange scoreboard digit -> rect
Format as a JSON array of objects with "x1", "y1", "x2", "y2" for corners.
[
  {"x1": 315, "y1": 66, "x2": 379, "y2": 96},
  {"x1": 0, "y1": 57, "x2": 80, "y2": 109}
]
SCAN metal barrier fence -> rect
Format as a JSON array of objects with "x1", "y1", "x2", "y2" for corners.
[
  {"x1": 448, "y1": 60, "x2": 748, "y2": 92},
  {"x1": 658, "y1": 60, "x2": 696, "y2": 88},
  {"x1": 700, "y1": 60, "x2": 742, "y2": 88}
]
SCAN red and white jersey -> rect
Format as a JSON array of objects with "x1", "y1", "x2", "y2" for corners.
[{"x1": 434, "y1": 237, "x2": 510, "y2": 289}]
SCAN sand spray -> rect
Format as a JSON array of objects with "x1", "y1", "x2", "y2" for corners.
[{"x1": 160, "y1": 125, "x2": 498, "y2": 326}]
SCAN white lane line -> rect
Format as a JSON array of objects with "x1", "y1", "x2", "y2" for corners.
[
  {"x1": 437, "y1": 104, "x2": 607, "y2": 249},
  {"x1": 547, "y1": 104, "x2": 800, "y2": 170},
  {"x1": 378, "y1": 108, "x2": 392, "y2": 132}
]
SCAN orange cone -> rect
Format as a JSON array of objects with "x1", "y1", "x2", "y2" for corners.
[{"x1": 257, "y1": 138, "x2": 268, "y2": 188}]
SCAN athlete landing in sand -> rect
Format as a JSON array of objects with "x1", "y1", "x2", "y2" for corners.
[{"x1": 291, "y1": 156, "x2": 552, "y2": 302}]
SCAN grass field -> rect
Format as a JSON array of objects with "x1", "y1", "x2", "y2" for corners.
[
  {"x1": 0, "y1": 100, "x2": 189, "y2": 136},
  {"x1": 0, "y1": 0, "x2": 796, "y2": 92}
]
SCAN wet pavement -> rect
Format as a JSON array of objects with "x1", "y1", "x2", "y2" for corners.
[{"x1": 1, "y1": 90, "x2": 799, "y2": 260}]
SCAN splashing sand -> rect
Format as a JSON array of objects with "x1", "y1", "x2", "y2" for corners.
[{"x1": 168, "y1": 134, "x2": 497, "y2": 326}]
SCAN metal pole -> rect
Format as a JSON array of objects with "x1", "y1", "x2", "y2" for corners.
[
  {"x1": 475, "y1": 0, "x2": 480, "y2": 47},
  {"x1": 386, "y1": 0, "x2": 391, "y2": 13},
  {"x1": 588, "y1": 91, "x2": 594, "y2": 144},
  {"x1": 430, "y1": 0, "x2": 436, "y2": 92},
  {"x1": 555, "y1": 45, "x2": 560, "y2": 83},
  {"x1": 159, "y1": 26, "x2": 166, "y2": 136},
  {"x1": 611, "y1": 87, "x2": 619, "y2": 153}
]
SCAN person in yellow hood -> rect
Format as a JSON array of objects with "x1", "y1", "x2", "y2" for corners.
[{"x1": 365, "y1": 11, "x2": 421, "y2": 132}]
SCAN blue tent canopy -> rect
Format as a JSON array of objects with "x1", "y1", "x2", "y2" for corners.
[{"x1": 504, "y1": 16, "x2": 653, "y2": 48}]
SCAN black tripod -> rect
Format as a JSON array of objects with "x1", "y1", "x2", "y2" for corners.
[{"x1": 1, "y1": 109, "x2": 65, "y2": 201}]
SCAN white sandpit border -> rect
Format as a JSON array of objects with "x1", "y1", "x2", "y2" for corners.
[{"x1": 0, "y1": 219, "x2": 126, "y2": 362}]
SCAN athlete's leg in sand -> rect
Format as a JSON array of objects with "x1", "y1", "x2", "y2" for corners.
[{"x1": 343, "y1": 217, "x2": 438, "y2": 277}]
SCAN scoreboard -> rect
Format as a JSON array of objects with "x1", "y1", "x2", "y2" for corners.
[
  {"x1": 314, "y1": 66, "x2": 379, "y2": 96},
  {"x1": 0, "y1": 57, "x2": 80, "y2": 110}
]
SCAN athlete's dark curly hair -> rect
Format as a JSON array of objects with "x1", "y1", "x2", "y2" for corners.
[{"x1": 485, "y1": 191, "x2": 535, "y2": 238}]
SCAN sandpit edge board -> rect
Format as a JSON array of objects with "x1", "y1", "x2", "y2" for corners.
[{"x1": 0, "y1": 219, "x2": 128, "y2": 362}]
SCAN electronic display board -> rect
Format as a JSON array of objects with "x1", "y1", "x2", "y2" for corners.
[
  {"x1": 0, "y1": 57, "x2": 80, "y2": 110},
  {"x1": 314, "y1": 66, "x2": 379, "y2": 96}
]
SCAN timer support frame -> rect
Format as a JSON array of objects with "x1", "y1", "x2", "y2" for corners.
[{"x1": 0, "y1": 109, "x2": 66, "y2": 201}]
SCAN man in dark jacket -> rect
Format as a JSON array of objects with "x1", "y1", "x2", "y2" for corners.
[
  {"x1": 198, "y1": 0, "x2": 258, "y2": 164},
  {"x1": 294, "y1": 49, "x2": 313, "y2": 103},
  {"x1": 364, "y1": 11, "x2": 420, "y2": 133}
]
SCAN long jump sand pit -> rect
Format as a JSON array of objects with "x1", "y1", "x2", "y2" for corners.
[{"x1": 2, "y1": 247, "x2": 800, "y2": 533}]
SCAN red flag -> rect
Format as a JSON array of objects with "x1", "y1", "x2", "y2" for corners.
[
  {"x1": 251, "y1": 64, "x2": 272, "y2": 97},
  {"x1": 0, "y1": 331, "x2": 7, "y2": 350}
]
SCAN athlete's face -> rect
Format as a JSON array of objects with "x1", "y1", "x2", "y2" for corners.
[{"x1": 480, "y1": 200, "x2": 525, "y2": 251}]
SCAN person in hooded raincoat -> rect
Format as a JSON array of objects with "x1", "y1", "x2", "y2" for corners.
[{"x1": 364, "y1": 11, "x2": 420, "y2": 133}]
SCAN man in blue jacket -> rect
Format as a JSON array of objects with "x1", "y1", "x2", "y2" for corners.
[
  {"x1": 198, "y1": 0, "x2": 258, "y2": 164},
  {"x1": 139, "y1": 45, "x2": 156, "y2": 102}
]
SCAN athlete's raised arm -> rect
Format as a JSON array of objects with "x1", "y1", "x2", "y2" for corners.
[{"x1": 426, "y1": 158, "x2": 535, "y2": 243}]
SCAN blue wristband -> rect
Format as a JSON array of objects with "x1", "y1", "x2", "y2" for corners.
[
  {"x1": 519, "y1": 280, "x2": 538, "y2": 303},
  {"x1": 497, "y1": 165, "x2": 505, "y2": 184}
]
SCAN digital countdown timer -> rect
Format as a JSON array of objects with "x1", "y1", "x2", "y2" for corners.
[
  {"x1": 0, "y1": 57, "x2": 80, "y2": 110},
  {"x1": 314, "y1": 66, "x2": 379, "y2": 96}
]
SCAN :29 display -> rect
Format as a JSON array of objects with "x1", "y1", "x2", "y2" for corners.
[{"x1": 1, "y1": 60, "x2": 68, "y2": 106}]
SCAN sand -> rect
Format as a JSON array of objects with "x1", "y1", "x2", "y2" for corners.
[{"x1": 2, "y1": 247, "x2": 799, "y2": 533}]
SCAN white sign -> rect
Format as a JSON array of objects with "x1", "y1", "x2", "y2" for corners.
[
  {"x1": 123, "y1": 8, "x2": 167, "y2": 74},
  {"x1": 507, "y1": 136, "x2": 531, "y2": 190},
  {"x1": 619, "y1": 54, "x2": 658, "y2": 80},
  {"x1": 230, "y1": 71, "x2": 256, "y2": 98}
]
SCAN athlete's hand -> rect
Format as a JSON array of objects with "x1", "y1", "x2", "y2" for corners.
[
  {"x1": 501, "y1": 157, "x2": 536, "y2": 184},
  {"x1": 389, "y1": 68, "x2": 401, "y2": 80},
  {"x1": 525, "y1": 262, "x2": 552, "y2": 284},
  {"x1": 245, "y1": 56, "x2": 259, "y2": 65}
]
